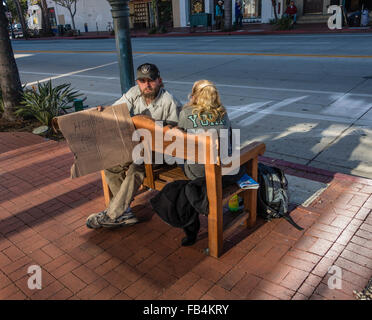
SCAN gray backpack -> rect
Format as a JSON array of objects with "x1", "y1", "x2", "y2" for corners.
[{"x1": 257, "y1": 163, "x2": 303, "y2": 231}]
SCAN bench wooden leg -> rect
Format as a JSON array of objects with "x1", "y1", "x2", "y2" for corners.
[
  {"x1": 244, "y1": 157, "x2": 258, "y2": 228},
  {"x1": 205, "y1": 163, "x2": 223, "y2": 258},
  {"x1": 101, "y1": 170, "x2": 112, "y2": 207}
]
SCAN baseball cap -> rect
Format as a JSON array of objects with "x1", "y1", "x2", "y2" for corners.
[{"x1": 136, "y1": 63, "x2": 160, "y2": 81}]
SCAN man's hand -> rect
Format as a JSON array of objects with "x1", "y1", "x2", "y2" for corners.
[{"x1": 97, "y1": 106, "x2": 104, "y2": 112}]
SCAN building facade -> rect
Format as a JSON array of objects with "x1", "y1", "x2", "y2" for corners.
[
  {"x1": 294, "y1": 0, "x2": 371, "y2": 16},
  {"x1": 26, "y1": 0, "x2": 175, "y2": 32},
  {"x1": 27, "y1": 0, "x2": 114, "y2": 32},
  {"x1": 175, "y1": 0, "x2": 372, "y2": 25},
  {"x1": 174, "y1": 0, "x2": 287, "y2": 26}
]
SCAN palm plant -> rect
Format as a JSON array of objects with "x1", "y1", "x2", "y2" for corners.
[
  {"x1": 275, "y1": 16, "x2": 293, "y2": 30},
  {"x1": 16, "y1": 80, "x2": 83, "y2": 127}
]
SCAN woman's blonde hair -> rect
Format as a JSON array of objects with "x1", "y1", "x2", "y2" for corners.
[{"x1": 186, "y1": 80, "x2": 226, "y2": 123}]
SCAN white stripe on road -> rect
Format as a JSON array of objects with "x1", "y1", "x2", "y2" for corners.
[
  {"x1": 228, "y1": 101, "x2": 273, "y2": 120},
  {"x1": 238, "y1": 108, "x2": 372, "y2": 127},
  {"x1": 24, "y1": 61, "x2": 118, "y2": 86},
  {"x1": 82, "y1": 90, "x2": 121, "y2": 98},
  {"x1": 21, "y1": 71, "x2": 118, "y2": 80},
  {"x1": 20, "y1": 53, "x2": 152, "y2": 86},
  {"x1": 235, "y1": 96, "x2": 308, "y2": 126},
  {"x1": 14, "y1": 54, "x2": 34, "y2": 58}
]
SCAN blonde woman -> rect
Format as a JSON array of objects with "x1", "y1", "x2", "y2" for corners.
[
  {"x1": 178, "y1": 79, "x2": 231, "y2": 180},
  {"x1": 175, "y1": 80, "x2": 246, "y2": 246}
]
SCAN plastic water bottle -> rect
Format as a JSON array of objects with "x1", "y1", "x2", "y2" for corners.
[{"x1": 228, "y1": 195, "x2": 240, "y2": 212}]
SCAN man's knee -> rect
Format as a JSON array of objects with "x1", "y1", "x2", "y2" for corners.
[
  {"x1": 127, "y1": 163, "x2": 146, "y2": 181},
  {"x1": 105, "y1": 165, "x2": 123, "y2": 175}
]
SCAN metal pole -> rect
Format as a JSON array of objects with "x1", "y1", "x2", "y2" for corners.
[{"x1": 107, "y1": 0, "x2": 135, "y2": 94}]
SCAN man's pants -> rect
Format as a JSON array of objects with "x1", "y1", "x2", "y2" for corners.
[
  {"x1": 284, "y1": 13, "x2": 296, "y2": 23},
  {"x1": 104, "y1": 162, "x2": 145, "y2": 220},
  {"x1": 235, "y1": 14, "x2": 243, "y2": 27},
  {"x1": 216, "y1": 16, "x2": 224, "y2": 29}
]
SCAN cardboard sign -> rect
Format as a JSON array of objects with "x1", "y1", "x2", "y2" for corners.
[{"x1": 56, "y1": 104, "x2": 138, "y2": 178}]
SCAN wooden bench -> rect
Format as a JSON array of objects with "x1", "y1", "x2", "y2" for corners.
[{"x1": 101, "y1": 115, "x2": 265, "y2": 258}]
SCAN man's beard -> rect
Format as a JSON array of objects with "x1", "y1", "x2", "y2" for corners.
[{"x1": 141, "y1": 85, "x2": 160, "y2": 100}]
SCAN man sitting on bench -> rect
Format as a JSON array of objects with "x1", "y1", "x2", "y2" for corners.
[{"x1": 86, "y1": 63, "x2": 182, "y2": 229}]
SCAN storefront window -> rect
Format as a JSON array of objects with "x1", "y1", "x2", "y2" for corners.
[
  {"x1": 133, "y1": 1, "x2": 149, "y2": 28},
  {"x1": 190, "y1": 0, "x2": 204, "y2": 14},
  {"x1": 242, "y1": 0, "x2": 262, "y2": 19}
]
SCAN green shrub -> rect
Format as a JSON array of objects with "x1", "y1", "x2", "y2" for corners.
[
  {"x1": 158, "y1": 25, "x2": 167, "y2": 34},
  {"x1": 16, "y1": 80, "x2": 83, "y2": 127},
  {"x1": 148, "y1": 27, "x2": 157, "y2": 34},
  {"x1": 269, "y1": 18, "x2": 277, "y2": 25},
  {"x1": 275, "y1": 16, "x2": 294, "y2": 30}
]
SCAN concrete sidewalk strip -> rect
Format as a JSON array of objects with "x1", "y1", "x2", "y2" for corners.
[
  {"x1": 286, "y1": 175, "x2": 328, "y2": 207},
  {"x1": 0, "y1": 132, "x2": 371, "y2": 300}
]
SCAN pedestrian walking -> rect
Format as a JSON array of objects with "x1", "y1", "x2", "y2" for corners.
[
  {"x1": 215, "y1": 0, "x2": 224, "y2": 30},
  {"x1": 235, "y1": 0, "x2": 244, "y2": 28}
]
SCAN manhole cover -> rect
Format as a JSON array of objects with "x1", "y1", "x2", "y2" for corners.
[{"x1": 363, "y1": 76, "x2": 372, "y2": 79}]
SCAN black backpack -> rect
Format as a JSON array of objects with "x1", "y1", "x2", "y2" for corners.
[{"x1": 257, "y1": 163, "x2": 304, "y2": 231}]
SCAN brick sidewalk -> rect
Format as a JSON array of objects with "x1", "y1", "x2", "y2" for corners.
[{"x1": 0, "y1": 132, "x2": 371, "y2": 300}]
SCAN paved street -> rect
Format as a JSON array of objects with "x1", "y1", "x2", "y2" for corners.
[{"x1": 12, "y1": 34, "x2": 372, "y2": 178}]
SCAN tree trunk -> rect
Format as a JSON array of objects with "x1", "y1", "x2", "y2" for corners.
[
  {"x1": 68, "y1": 8, "x2": 76, "y2": 30},
  {"x1": 0, "y1": 3, "x2": 23, "y2": 121},
  {"x1": 150, "y1": 0, "x2": 159, "y2": 28},
  {"x1": 272, "y1": 0, "x2": 278, "y2": 21},
  {"x1": 224, "y1": 0, "x2": 232, "y2": 31},
  {"x1": 40, "y1": 0, "x2": 53, "y2": 35},
  {"x1": 13, "y1": 0, "x2": 28, "y2": 39}
]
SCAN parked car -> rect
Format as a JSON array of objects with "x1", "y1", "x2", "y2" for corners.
[
  {"x1": 13, "y1": 23, "x2": 21, "y2": 30},
  {"x1": 9, "y1": 24, "x2": 24, "y2": 38}
]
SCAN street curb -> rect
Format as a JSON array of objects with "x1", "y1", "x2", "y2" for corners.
[{"x1": 260, "y1": 155, "x2": 372, "y2": 186}]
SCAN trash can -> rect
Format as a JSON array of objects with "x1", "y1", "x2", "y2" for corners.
[
  {"x1": 189, "y1": 13, "x2": 212, "y2": 32},
  {"x1": 361, "y1": 9, "x2": 369, "y2": 27}
]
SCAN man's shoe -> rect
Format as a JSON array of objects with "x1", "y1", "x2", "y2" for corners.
[
  {"x1": 86, "y1": 210, "x2": 108, "y2": 229},
  {"x1": 86, "y1": 208, "x2": 138, "y2": 229},
  {"x1": 103, "y1": 208, "x2": 139, "y2": 228}
]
